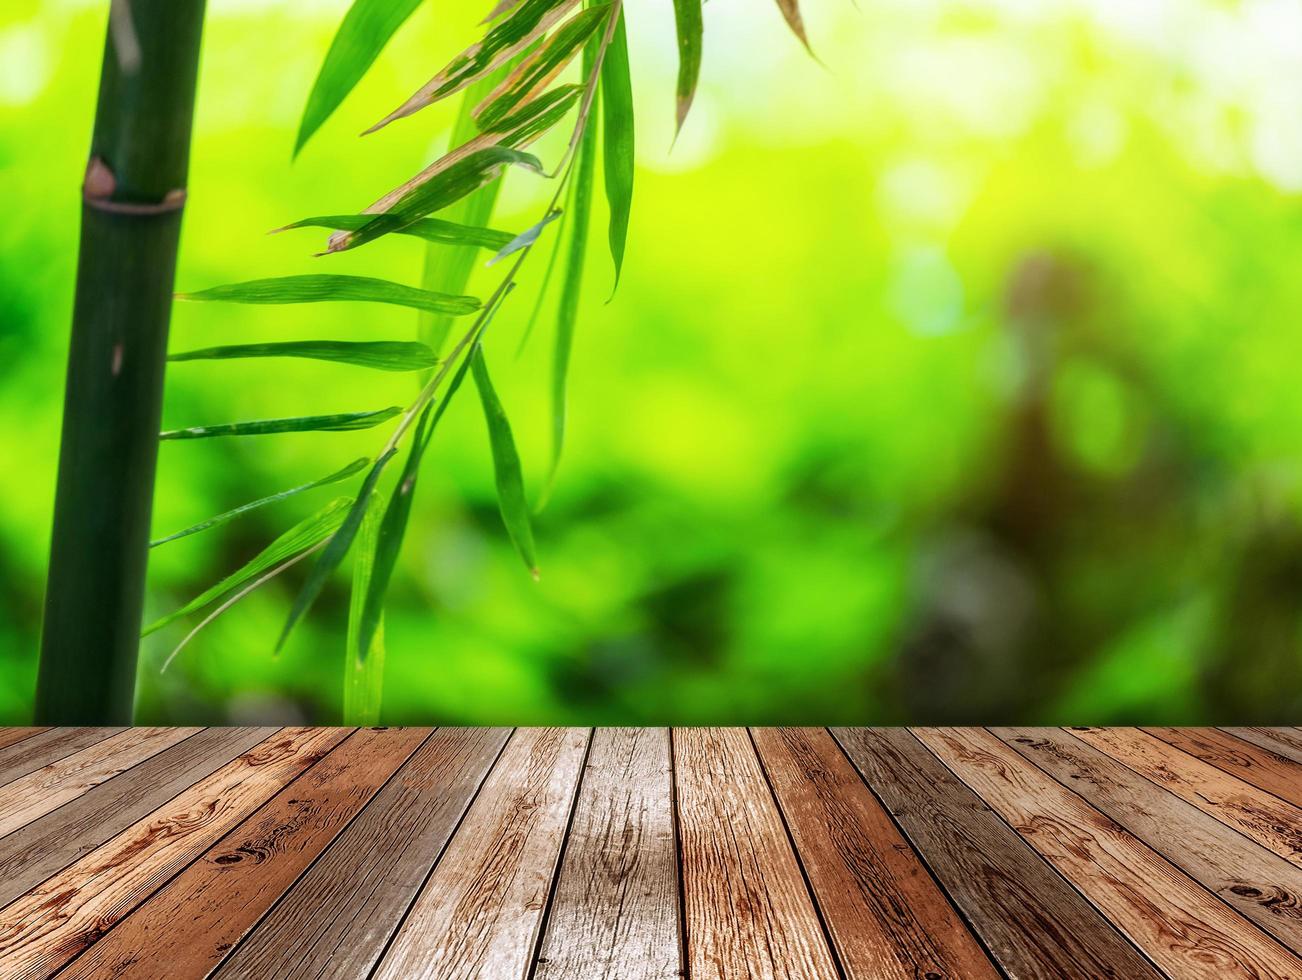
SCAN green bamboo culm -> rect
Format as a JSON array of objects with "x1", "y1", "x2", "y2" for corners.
[{"x1": 35, "y1": 0, "x2": 207, "y2": 724}]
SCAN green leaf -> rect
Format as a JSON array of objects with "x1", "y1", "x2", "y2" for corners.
[
  {"x1": 295, "y1": 0, "x2": 424, "y2": 156},
  {"x1": 367, "y1": 0, "x2": 583, "y2": 133},
  {"x1": 160, "y1": 407, "x2": 400, "y2": 441},
  {"x1": 151, "y1": 457, "x2": 369, "y2": 548},
  {"x1": 356, "y1": 285, "x2": 517, "y2": 659},
  {"x1": 516, "y1": 183, "x2": 573, "y2": 357},
  {"x1": 473, "y1": 5, "x2": 609, "y2": 130},
  {"x1": 471, "y1": 347, "x2": 538, "y2": 576},
  {"x1": 142, "y1": 496, "x2": 354, "y2": 637},
  {"x1": 488, "y1": 208, "x2": 561, "y2": 267},
  {"x1": 178, "y1": 274, "x2": 481, "y2": 316},
  {"x1": 600, "y1": 8, "x2": 634, "y2": 291},
  {"x1": 169, "y1": 341, "x2": 439, "y2": 372},
  {"x1": 419, "y1": 66, "x2": 514, "y2": 353},
  {"x1": 671, "y1": 0, "x2": 703, "y2": 132},
  {"x1": 356, "y1": 405, "x2": 433, "y2": 662},
  {"x1": 278, "y1": 214, "x2": 514, "y2": 251},
  {"x1": 343, "y1": 490, "x2": 386, "y2": 723},
  {"x1": 325, "y1": 147, "x2": 544, "y2": 255},
  {"x1": 276, "y1": 448, "x2": 398, "y2": 653},
  {"x1": 544, "y1": 74, "x2": 598, "y2": 501}
]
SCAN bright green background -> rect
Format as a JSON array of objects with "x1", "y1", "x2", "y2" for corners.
[{"x1": 2, "y1": 0, "x2": 1300, "y2": 724}]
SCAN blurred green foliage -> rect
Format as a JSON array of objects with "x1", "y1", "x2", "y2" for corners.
[{"x1": 2, "y1": 0, "x2": 1301, "y2": 724}]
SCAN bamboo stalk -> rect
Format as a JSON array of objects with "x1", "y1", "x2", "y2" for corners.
[{"x1": 35, "y1": 0, "x2": 207, "y2": 723}]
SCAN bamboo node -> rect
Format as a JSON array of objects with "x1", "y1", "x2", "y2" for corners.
[{"x1": 83, "y1": 156, "x2": 187, "y2": 215}]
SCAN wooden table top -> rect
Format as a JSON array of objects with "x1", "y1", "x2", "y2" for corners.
[{"x1": 0, "y1": 726, "x2": 1298, "y2": 978}]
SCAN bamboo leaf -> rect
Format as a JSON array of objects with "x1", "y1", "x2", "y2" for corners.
[
  {"x1": 671, "y1": 0, "x2": 703, "y2": 133},
  {"x1": 325, "y1": 147, "x2": 545, "y2": 255},
  {"x1": 473, "y1": 4, "x2": 609, "y2": 130},
  {"x1": 516, "y1": 181, "x2": 573, "y2": 357},
  {"x1": 487, "y1": 208, "x2": 561, "y2": 267},
  {"x1": 275, "y1": 449, "x2": 398, "y2": 653},
  {"x1": 356, "y1": 405, "x2": 432, "y2": 662},
  {"x1": 366, "y1": 0, "x2": 583, "y2": 133},
  {"x1": 278, "y1": 214, "x2": 514, "y2": 251},
  {"x1": 142, "y1": 496, "x2": 354, "y2": 637},
  {"x1": 543, "y1": 75, "x2": 597, "y2": 501},
  {"x1": 343, "y1": 490, "x2": 386, "y2": 723},
  {"x1": 773, "y1": 0, "x2": 813, "y2": 53},
  {"x1": 295, "y1": 0, "x2": 424, "y2": 156},
  {"x1": 472, "y1": 347, "x2": 538, "y2": 575},
  {"x1": 600, "y1": 8, "x2": 634, "y2": 291},
  {"x1": 356, "y1": 285, "x2": 516, "y2": 658},
  {"x1": 160, "y1": 407, "x2": 400, "y2": 441},
  {"x1": 178, "y1": 274, "x2": 481, "y2": 316},
  {"x1": 483, "y1": 0, "x2": 526, "y2": 22},
  {"x1": 419, "y1": 66, "x2": 514, "y2": 353},
  {"x1": 151, "y1": 457, "x2": 369, "y2": 548},
  {"x1": 169, "y1": 341, "x2": 438, "y2": 372}
]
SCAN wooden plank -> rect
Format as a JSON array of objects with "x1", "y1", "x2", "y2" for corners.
[
  {"x1": 996, "y1": 727, "x2": 1302, "y2": 954},
  {"x1": 370, "y1": 727, "x2": 590, "y2": 980},
  {"x1": 919, "y1": 727, "x2": 1302, "y2": 980},
  {"x1": 0, "y1": 727, "x2": 275, "y2": 908},
  {"x1": 215, "y1": 727, "x2": 511, "y2": 980},
  {"x1": 534, "y1": 728, "x2": 680, "y2": 980},
  {"x1": 0, "y1": 726, "x2": 347, "y2": 979},
  {"x1": 1225, "y1": 728, "x2": 1302, "y2": 766},
  {"x1": 752, "y1": 727, "x2": 997, "y2": 979},
  {"x1": 1146, "y1": 727, "x2": 1302, "y2": 808},
  {"x1": 61, "y1": 727, "x2": 430, "y2": 980},
  {"x1": 0, "y1": 729, "x2": 50, "y2": 753},
  {"x1": 0, "y1": 727, "x2": 200, "y2": 838},
  {"x1": 0, "y1": 727, "x2": 124, "y2": 787},
  {"x1": 833, "y1": 727, "x2": 1162, "y2": 979},
  {"x1": 1070, "y1": 727, "x2": 1302, "y2": 866},
  {"x1": 674, "y1": 727, "x2": 839, "y2": 980}
]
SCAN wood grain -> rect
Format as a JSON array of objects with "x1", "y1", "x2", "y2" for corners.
[
  {"x1": 920, "y1": 727, "x2": 1302, "y2": 980},
  {"x1": 0, "y1": 727, "x2": 347, "y2": 980},
  {"x1": 1070, "y1": 727, "x2": 1302, "y2": 866},
  {"x1": 0, "y1": 728, "x2": 124, "y2": 788},
  {"x1": 214, "y1": 727, "x2": 510, "y2": 980},
  {"x1": 61, "y1": 727, "x2": 429, "y2": 980},
  {"x1": 0, "y1": 729, "x2": 50, "y2": 753},
  {"x1": 833, "y1": 727, "x2": 1162, "y2": 979},
  {"x1": 534, "y1": 728, "x2": 680, "y2": 980},
  {"x1": 0, "y1": 727, "x2": 199, "y2": 838},
  {"x1": 1225, "y1": 728, "x2": 1302, "y2": 767},
  {"x1": 371, "y1": 727, "x2": 590, "y2": 980},
  {"x1": 674, "y1": 727, "x2": 839, "y2": 980},
  {"x1": 753, "y1": 727, "x2": 998, "y2": 979},
  {"x1": 0, "y1": 727, "x2": 275, "y2": 909},
  {"x1": 1146, "y1": 727, "x2": 1302, "y2": 808},
  {"x1": 996, "y1": 726, "x2": 1302, "y2": 954}
]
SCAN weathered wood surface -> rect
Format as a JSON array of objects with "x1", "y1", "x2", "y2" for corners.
[
  {"x1": 919, "y1": 727, "x2": 1302, "y2": 979},
  {"x1": 0, "y1": 726, "x2": 273, "y2": 908},
  {"x1": 61, "y1": 727, "x2": 429, "y2": 980},
  {"x1": 0, "y1": 726, "x2": 197, "y2": 838},
  {"x1": 833, "y1": 726, "x2": 1163, "y2": 978},
  {"x1": 371, "y1": 727, "x2": 590, "y2": 980},
  {"x1": 996, "y1": 726, "x2": 1302, "y2": 953},
  {"x1": 753, "y1": 727, "x2": 998, "y2": 979},
  {"x1": 0, "y1": 726, "x2": 1296, "y2": 978},
  {"x1": 534, "y1": 727, "x2": 680, "y2": 980},
  {"x1": 0, "y1": 727, "x2": 345, "y2": 978},
  {"x1": 1071, "y1": 726, "x2": 1302, "y2": 866},
  {"x1": 214, "y1": 727, "x2": 510, "y2": 980},
  {"x1": 675, "y1": 727, "x2": 839, "y2": 980}
]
